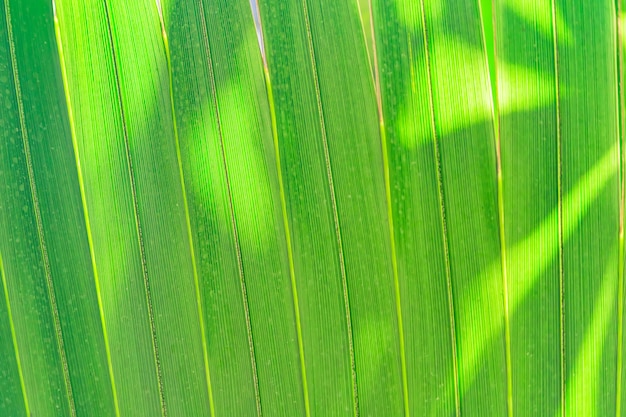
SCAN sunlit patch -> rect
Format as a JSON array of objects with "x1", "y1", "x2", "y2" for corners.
[
  {"x1": 396, "y1": 39, "x2": 494, "y2": 149},
  {"x1": 184, "y1": 29, "x2": 275, "y2": 252},
  {"x1": 619, "y1": 13, "x2": 626, "y2": 48},
  {"x1": 497, "y1": 62, "x2": 555, "y2": 115},
  {"x1": 217, "y1": 81, "x2": 275, "y2": 252},
  {"x1": 457, "y1": 142, "x2": 619, "y2": 396},
  {"x1": 429, "y1": 39, "x2": 493, "y2": 141},
  {"x1": 353, "y1": 317, "x2": 394, "y2": 379},
  {"x1": 395, "y1": 102, "x2": 432, "y2": 149},
  {"x1": 502, "y1": 0, "x2": 572, "y2": 45},
  {"x1": 185, "y1": 85, "x2": 275, "y2": 254},
  {"x1": 395, "y1": 0, "x2": 443, "y2": 29},
  {"x1": 53, "y1": 0, "x2": 147, "y2": 287},
  {"x1": 560, "y1": 249, "x2": 617, "y2": 417},
  {"x1": 112, "y1": 6, "x2": 166, "y2": 138},
  {"x1": 507, "y1": 142, "x2": 618, "y2": 307},
  {"x1": 185, "y1": 98, "x2": 230, "y2": 229},
  {"x1": 395, "y1": 57, "x2": 433, "y2": 149}
]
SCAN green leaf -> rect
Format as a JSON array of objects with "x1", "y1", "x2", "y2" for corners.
[{"x1": 2, "y1": 0, "x2": 625, "y2": 416}]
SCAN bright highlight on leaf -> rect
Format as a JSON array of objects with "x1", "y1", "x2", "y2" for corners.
[{"x1": 497, "y1": 62, "x2": 556, "y2": 115}]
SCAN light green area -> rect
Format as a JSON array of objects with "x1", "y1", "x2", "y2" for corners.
[{"x1": 563, "y1": 248, "x2": 619, "y2": 417}]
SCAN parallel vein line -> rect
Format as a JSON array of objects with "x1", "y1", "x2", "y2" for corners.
[
  {"x1": 549, "y1": 1, "x2": 565, "y2": 415},
  {"x1": 615, "y1": 1, "x2": 624, "y2": 415},
  {"x1": 101, "y1": 1, "x2": 167, "y2": 415},
  {"x1": 0, "y1": 253, "x2": 30, "y2": 416},
  {"x1": 478, "y1": 1, "x2": 513, "y2": 415},
  {"x1": 197, "y1": 1, "x2": 262, "y2": 415},
  {"x1": 53, "y1": 3, "x2": 120, "y2": 416},
  {"x1": 417, "y1": 1, "x2": 460, "y2": 415},
  {"x1": 9, "y1": 3, "x2": 77, "y2": 415},
  {"x1": 367, "y1": 0, "x2": 409, "y2": 415},
  {"x1": 156, "y1": 7, "x2": 215, "y2": 416}
]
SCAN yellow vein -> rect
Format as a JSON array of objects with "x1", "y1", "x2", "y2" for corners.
[
  {"x1": 53, "y1": 4, "x2": 120, "y2": 416},
  {"x1": 256, "y1": 5, "x2": 310, "y2": 415},
  {"x1": 478, "y1": 1, "x2": 513, "y2": 416},
  {"x1": 155, "y1": 7, "x2": 215, "y2": 416},
  {"x1": 549, "y1": 1, "x2": 565, "y2": 415},
  {"x1": 355, "y1": 0, "x2": 374, "y2": 85},
  {"x1": 615, "y1": 1, "x2": 624, "y2": 415},
  {"x1": 198, "y1": 2, "x2": 262, "y2": 415},
  {"x1": 417, "y1": 0, "x2": 460, "y2": 415},
  {"x1": 100, "y1": 1, "x2": 167, "y2": 415},
  {"x1": 0, "y1": 253, "x2": 29, "y2": 416},
  {"x1": 367, "y1": 0, "x2": 409, "y2": 415},
  {"x1": 8, "y1": 3, "x2": 76, "y2": 415}
]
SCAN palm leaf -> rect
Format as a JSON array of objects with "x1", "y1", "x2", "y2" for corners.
[{"x1": 0, "y1": 0, "x2": 624, "y2": 416}]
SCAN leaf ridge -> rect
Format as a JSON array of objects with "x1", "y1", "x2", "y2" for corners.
[
  {"x1": 155, "y1": 6, "x2": 215, "y2": 416},
  {"x1": 53, "y1": 3, "x2": 121, "y2": 416},
  {"x1": 616, "y1": 1, "x2": 624, "y2": 415},
  {"x1": 99, "y1": 1, "x2": 167, "y2": 415},
  {"x1": 7, "y1": 4, "x2": 77, "y2": 415},
  {"x1": 549, "y1": 1, "x2": 565, "y2": 415},
  {"x1": 415, "y1": 1, "x2": 460, "y2": 415},
  {"x1": 196, "y1": 1, "x2": 262, "y2": 415},
  {"x1": 478, "y1": 1, "x2": 513, "y2": 416},
  {"x1": 0, "y1": 253, "x2": 30, "y2": 416},
  {"x1": 366, "y1": 0, "x2": 409, "y2": 415}
]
